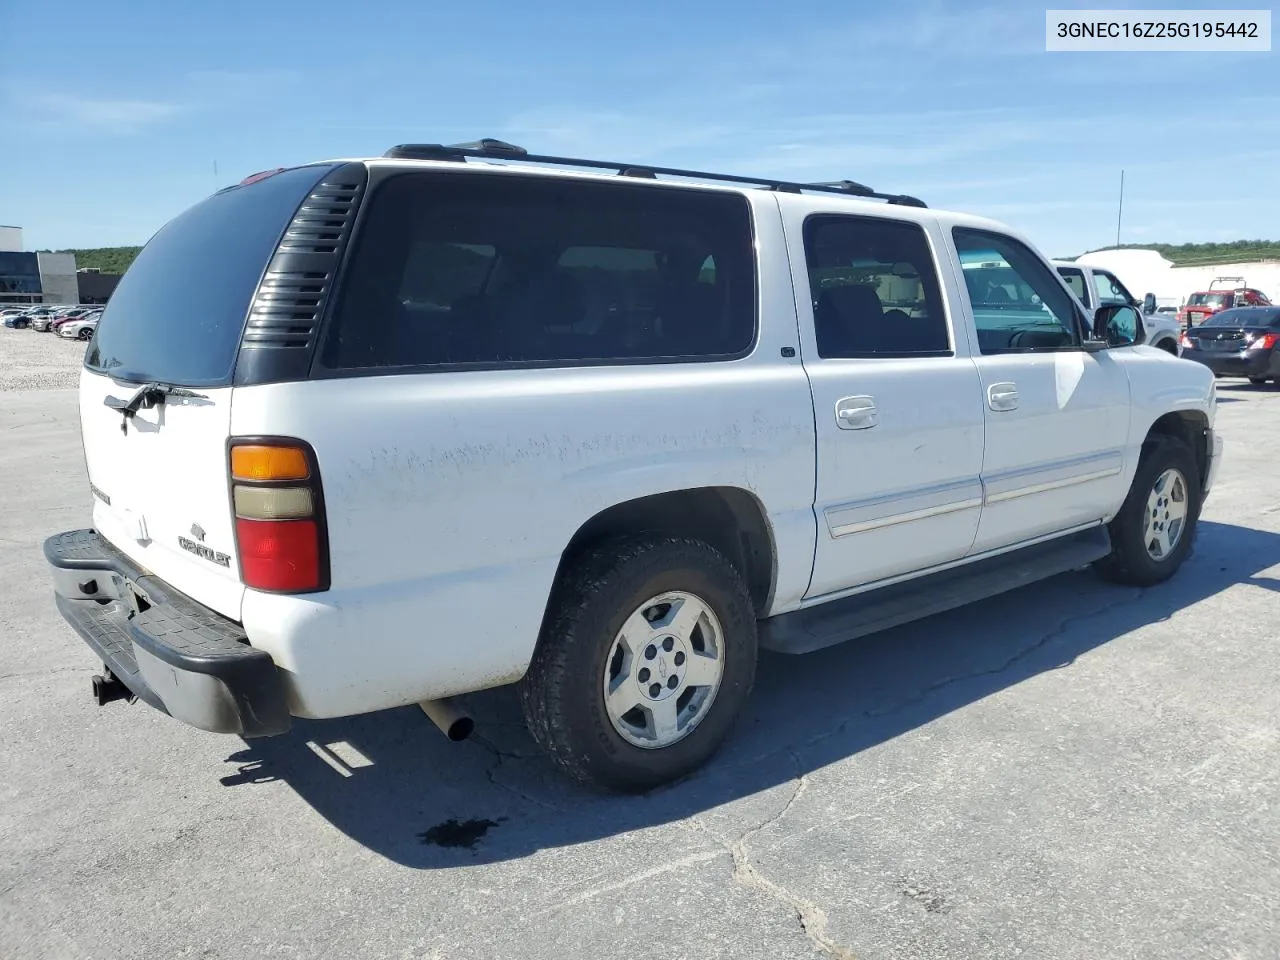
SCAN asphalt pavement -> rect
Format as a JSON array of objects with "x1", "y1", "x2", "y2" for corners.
[{"x1": 1, "y1": 330, "x2": 1277, "y2": 959}]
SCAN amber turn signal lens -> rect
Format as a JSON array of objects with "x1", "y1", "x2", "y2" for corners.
[{"x1": 231, "y1": 445, "x2": 309, "y2": 482}]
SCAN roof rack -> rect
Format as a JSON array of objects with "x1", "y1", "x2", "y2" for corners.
[{"x1": 381, "y1": 139, "x2": 927, "y2": 208}]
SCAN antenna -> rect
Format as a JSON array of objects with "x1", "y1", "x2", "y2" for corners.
[{"x1": 1115, "y1": 169, "x2": 1124, "y2": 247}]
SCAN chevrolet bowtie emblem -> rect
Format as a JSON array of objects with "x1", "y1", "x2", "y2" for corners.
[{"x1": 190, "y1": 523, "x2": 206, "y2": 542}]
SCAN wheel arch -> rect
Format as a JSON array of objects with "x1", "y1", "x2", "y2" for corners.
[
  {"x1": 1144, "y1": 410, "x2": 1210, "y2": 488},
  {"x1": 552, "y1": 487, "x2": 778, "y2": 619}
]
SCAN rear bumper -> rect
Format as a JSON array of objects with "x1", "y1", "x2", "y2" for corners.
[
  {"x1": 44, "y1": 529, "x2": 290, "y2": 738},
  {"x1": 1183, "y1": 348, "x2": 1277, "y2": 378}
]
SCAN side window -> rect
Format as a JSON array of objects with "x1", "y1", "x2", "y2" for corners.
[
  {"x1": 803, "y1": 214, "x2": 950, "y2": 358},
  {"x1": 953, "y1": 228, "x2": 1082, "y2": 355},
  {"x1": 1058, "y1": 267, "x2": 1087, "y2": 303},
  {"x1": 400, "y1": 242, "x2": 495, "y2": 313},
  {"x1": 1092, "y1": 270, "x2": 1132, "y2": 306},
  {"x1": 321, "y1": 173, "x2": 756, "y2": 369}
]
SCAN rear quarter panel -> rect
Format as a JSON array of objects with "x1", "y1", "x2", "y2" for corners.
[{"x1": 230, "y1": 193, "x2": 820, "y2": 717}]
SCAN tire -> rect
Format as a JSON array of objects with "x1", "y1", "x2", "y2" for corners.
[
  {"x1": 1250, "y1": 376, "x2": 1268, "y2": 385},
  {"x1": 521, "y1": 535, "x2": 757, "y2": 793},
  {"x1": 1157, "y1": 339, "x2": 1178, "y2": 355},
  {"x1": 1094, "y1": 435, "x2": 1201, "y2": 587},
  {"x1": 77, "y1": 328, "x2": 92, "y2": 341}
]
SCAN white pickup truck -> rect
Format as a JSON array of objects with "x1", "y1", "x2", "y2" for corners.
[
  {"x1": 45, "y1": 141, "x2": 1222, "y2": 792},
  {"x1": 1052, "y1": 260, "x2": 1181, "y2": 354}
]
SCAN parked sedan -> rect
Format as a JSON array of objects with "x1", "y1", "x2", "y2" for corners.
[
  {"x1": 1180, "y1": 306, "x2": 1280, "y2": 384},
  {"x1": 56, "y1": 314, "x2": 100, "y2": 341},
  {"x1": 38, "y1": 306, "x2": 96, "y2": 332},
  {"x1": 5, "y1": 306, "x2": 55, "y2": 329}
]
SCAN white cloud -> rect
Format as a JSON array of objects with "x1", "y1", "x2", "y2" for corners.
[{"x1": 25, "y1": 93, "x2": 181, "y2": 133}]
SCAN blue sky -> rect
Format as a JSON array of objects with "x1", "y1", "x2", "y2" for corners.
[{"x1": 2, "y1": 0, "x2": 1276, "y2": 257}]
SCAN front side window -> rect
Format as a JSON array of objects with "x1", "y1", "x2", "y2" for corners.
[
  {"x1": 321, "y1": 172, "x2": 756, "y2": 369},
  {"x1": 954, "y1": 228, "x2": 1081, "y2": 354},
  {"x1": 1092, "y1": 270, "x2": 1133, "y2": 306},
  {"x1": 803, "y1": 214, "x2": 950, "y2": 358}
]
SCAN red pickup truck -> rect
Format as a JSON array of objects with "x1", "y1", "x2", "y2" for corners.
[{"x1": 1178, "y1": 277, "x2": 1272, "y2": 329}]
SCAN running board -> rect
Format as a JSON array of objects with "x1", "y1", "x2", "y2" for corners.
[{"x1": 759, "y1": 526, "x2": 1112, "y2": 655}]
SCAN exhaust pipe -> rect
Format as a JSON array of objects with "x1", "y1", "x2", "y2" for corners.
[
  {"x1": 92, "y1": 671, "x2": 133, "y2": 706},
  {"x1": 419, "y1": 697, "x2": 475, "y2": 742}
]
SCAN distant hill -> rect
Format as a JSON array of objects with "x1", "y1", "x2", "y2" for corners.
[
  {"x1": 36, "y1": 247, "x2": 142, "y2": 275},
  {"x1": 1064, "y1": 240, "x2": 1280, "y2": 267}
]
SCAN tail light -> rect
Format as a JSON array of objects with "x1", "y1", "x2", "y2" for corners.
[
  {"x1": 1249, "y1": 333, "x2": 1278, "y2": 351},
  {"x1": 228, "y1": 439, "x2": 329, "y2": 593},
  {"x1": 1180, "y1": 334, "x2": 1193, "y2": 349}
]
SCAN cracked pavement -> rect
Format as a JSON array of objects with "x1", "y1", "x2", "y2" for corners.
[{"x1": 1, "y1": 337, "x2": 1278, "y2": 959}]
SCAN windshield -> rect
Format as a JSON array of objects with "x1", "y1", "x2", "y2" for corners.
[
  {"x1": 84, "y1": 164, "x2": 333, "y2": 387},
  {"x1": 1188, "y1": 292, "x2": 1233, "y2": 308}
]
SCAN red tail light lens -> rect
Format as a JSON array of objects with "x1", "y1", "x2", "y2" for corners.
[
  {"x1": 235, "y1": 518, "x2": 321, "y2": 591},
  {"x1": 229, "y1": 439, "x2": 328, "y2": 593},
  {"x1": 1251, "y1": 333, "x2": 1277, "y2": 351},
  {"x1": 1180, "y1": 334, "x2": 1193, "y2": 349}
]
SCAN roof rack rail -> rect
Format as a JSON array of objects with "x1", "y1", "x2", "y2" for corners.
[{"x1": 379, "y1": 139, "x2": 927, "y2": 208}]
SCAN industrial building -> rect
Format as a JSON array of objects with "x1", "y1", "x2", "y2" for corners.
[{"x1": 0, "y1": 226, "x2": 119, "y2": 305}]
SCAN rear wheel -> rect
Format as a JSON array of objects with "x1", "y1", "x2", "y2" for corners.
[
  {"x1": 1095, "y1": 435, "x2": 1200, "y2": 587},
  {"x1": 521, "y1": 535, "x2": 757, "y2": 792}
]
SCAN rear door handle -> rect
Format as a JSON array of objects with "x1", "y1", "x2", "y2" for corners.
[
  {"x1": 835, "y1": 396, "x2": 878, "y2": 430},
  {"x1": 988, "y1": 382, "x2": 1019, "y2": 412}
]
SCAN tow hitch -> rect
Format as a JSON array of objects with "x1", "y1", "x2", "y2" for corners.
[{"x1": 92, "y1": 669, "x2": 135, "y2": 706}]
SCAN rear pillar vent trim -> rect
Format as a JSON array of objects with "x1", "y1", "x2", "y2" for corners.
[{"x1": 234, "y1": 163, "x2": 369, "y2": 383}]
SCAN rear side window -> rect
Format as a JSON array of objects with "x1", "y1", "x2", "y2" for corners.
[
  {"x1": 1057, "y1": 267, "x2": 1087, "y2": 303},
  {"x1": 320, "y1": 172, "x2": 756, "y2": 370},
  {"x1": 85, "y1": 164, "x2": 331, "y2": 387},
  {"x1": 803, "y1": 214, "x2": 950, "y2": 358}
]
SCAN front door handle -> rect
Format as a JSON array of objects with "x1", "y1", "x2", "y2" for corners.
[
  {"x1": 835, "y1": 396, "x2": 878, "y2": 430},
  {"x1": 988, "y1": 382, "x2": 1019, "y2": 412}
]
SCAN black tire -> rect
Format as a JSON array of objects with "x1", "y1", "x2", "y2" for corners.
[
  {"x1": 520, "y1": 535, "x2": 757, "y2": 793},
  {"x1": 1250, "y1": 376, "x2": 1268, "y2": 385},
  {"x1": 1158, "y1": 339, "x2": 1178, "y2": 355},
  {"x1": 1094, "y1": 435, "x2": 1201, "y2": 587}
]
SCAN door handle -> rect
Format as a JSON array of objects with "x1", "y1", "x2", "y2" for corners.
[
  {"x1": 835, "y1": 396, "x2": 878, "y2": 430},
  {"x1": 987, "y1": 382, "x2": 1019, "y2": 412}
]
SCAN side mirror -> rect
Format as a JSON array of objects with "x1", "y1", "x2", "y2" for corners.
[
  {"x1": 1142, "y1": 292, "x2": 1157, "y2": 314},
  {"x1": 1093, "y1": 304, "x2": 1143, "y2": 347}
]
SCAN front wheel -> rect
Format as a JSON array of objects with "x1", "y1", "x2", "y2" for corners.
[
  {"x1": 521, "y1": 535, "x2": 757, "y2": 793},
  {"x1": 1094, "y1": 435, "x2": 1200, "y2": 587}
]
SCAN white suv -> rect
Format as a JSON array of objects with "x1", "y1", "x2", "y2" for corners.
[{"x1": 46, "y1": 140, "x2": 1222, "y2": 791}]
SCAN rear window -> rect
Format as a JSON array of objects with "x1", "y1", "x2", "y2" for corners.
[
  {"x1": 1200, "y1": 308, "x2": 1280, "y2": 327},
  {"x1": 320, "y1": 171, "x2": 757, "y2": 370},
  {"x1": 1187, "y1": 292, "x2": 1233, "y2": 308},
  {"x1": 85, "y1": 164, "x2": 332, "y2": 387}
]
